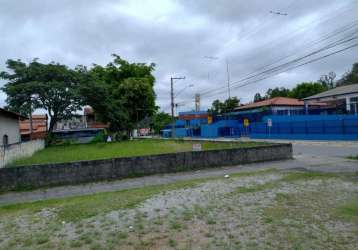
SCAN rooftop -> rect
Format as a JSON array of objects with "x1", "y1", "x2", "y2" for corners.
[
  {"x1": 235, "y1": 97, "x2": 304, "y2": 111},
  {"x1": 0, "y1": 107, "x2": 27, "y2": 119},
  {"x1": 304, "y1": 84, "x2": 358, "y2": 100}
]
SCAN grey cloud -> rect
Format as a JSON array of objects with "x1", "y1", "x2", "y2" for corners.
[{"x1": 0, "y1": 0, "x2": 358, "y2": 111}]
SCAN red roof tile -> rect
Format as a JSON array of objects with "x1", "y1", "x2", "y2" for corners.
[{"x1": 235, "y1": 97, "x2": 304, "y2": 111}]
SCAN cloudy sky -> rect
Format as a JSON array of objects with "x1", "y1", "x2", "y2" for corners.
[{"x1": 1, "y1": 0, "x2": 358, "y2": 113}]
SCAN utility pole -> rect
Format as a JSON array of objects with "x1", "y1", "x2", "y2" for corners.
[
  {"x1": 226, "y1": 58, "x2": 231, "y2": 99},
  {"x1": 170, "y1": 76, "x2": 185, "y2": 138}
]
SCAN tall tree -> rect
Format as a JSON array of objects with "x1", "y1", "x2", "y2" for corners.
[
  {"x1": 79, "y1": 54, "x2": 157, "y2": 133},
  {"x1": 1, "y1": 59, "x2": 82, "y2": 132}
]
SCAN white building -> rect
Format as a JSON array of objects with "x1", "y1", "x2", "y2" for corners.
[
  {"x1": 0, "y1": 108, "x2": 23, "y2": 146},
  {"x1": 304, "y1": 84, "x2": 358, "y2": 115}
]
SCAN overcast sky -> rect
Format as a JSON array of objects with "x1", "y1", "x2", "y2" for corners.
[{"x1": 1, "y1": 0, "x2": 358, "y2": 114}]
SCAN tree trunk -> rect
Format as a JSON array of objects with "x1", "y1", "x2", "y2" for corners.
[{"x1": 48, "y1": 117, "x2": 56, "y2": 133}]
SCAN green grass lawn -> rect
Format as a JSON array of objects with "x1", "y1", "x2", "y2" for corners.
[{"x1": 12, "y1": 139, "x2": 267, "y2": 166}]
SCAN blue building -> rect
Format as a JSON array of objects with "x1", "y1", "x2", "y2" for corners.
[{"x1": 162, "y1": 87, "x2": 358, "y2": 141}]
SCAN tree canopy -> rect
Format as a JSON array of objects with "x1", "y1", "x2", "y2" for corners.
[
  {"x1": 1, "y1": 55, "x2": 157, "y2": 136},
  {"x1": 79, "y1": 54, "x2": 157, "y2": 132},
  {"x1": 0, "y1": 59, "x2": 82, "y2": 132},
  {"x1": 337, "y1": 63, "x2": 358, "y2": 86},
  {"x1": 253, "y1": 82, "x2": 328, "y2": 102},
  {"x1": 208, "y1": 97, "x2": 240, "y2": 115}
]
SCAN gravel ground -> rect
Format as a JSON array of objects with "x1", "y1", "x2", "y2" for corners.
[{"x1": 0, "y1": 170, "x2": 357, "y2": 249}]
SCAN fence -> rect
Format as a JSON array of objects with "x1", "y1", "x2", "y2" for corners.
[
  {"x1": 250, "y1": 116, "x2": 358, "y2": 140},
  {"x1": 0, "y1": 139, "x2": 45, "y2": 168}
]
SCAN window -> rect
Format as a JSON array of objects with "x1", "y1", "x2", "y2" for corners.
[
  {"x1": 350, "y1": 97, "x2": 358, "y2": 103},
  {"x1": 2, "y1": 135, "x2": 9, "y2": 146}
]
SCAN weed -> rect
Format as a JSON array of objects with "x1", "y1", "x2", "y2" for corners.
[
  {"x1": 335, "y1": 201, "x2": 358, "y2": 220},
  {"x1": 168, "y1": 238, "x2": 177, "y2": 248},
  {"x1": 69, "y1": 240, "x2": 83, "y2": 248},
  {"x1": 170, "y1": 219, "x2": 182, "y2": 231},
  {"x1": 118, "y1": 231, "x2": 128, "y2": 240},
  {"x1": 35, "y1": 233, "x2": 49, "y2": 245}
]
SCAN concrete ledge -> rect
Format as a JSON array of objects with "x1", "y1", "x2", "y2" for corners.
[{"x1": 0, "y1": 143, "x2": 292, "y2": 192}]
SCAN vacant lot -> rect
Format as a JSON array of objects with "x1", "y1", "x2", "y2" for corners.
[
  {"x1": 12, "y1": 139, "x2": 266, "y2": 166},
  {"x1": 0, "y1": 169, "x2": 357, "y2": 249}
]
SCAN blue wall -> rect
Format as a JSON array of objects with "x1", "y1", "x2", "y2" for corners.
[
  {"x1": 164, "y1": 114, "x2": 358, "y2": 141},
  {"x1": 251, "y1": 115, "x2": 358, "y2": 141}
]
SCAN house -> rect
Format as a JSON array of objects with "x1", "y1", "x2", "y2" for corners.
[
  {"x1": 304, "y1": 84, "x2": 358, "y2": 115},
  {"x1": 20, "y1": 115, "x2": 48, "y2": 141},
  {"x1": 234, "y1": 97, "x2": 306, "y2": 115},
  {"x1": 54, "y1": 106, "x2": 108, "y2": 131},
  {"x1": 0, "y1": 108, "x2": 25, "y2": 146}
]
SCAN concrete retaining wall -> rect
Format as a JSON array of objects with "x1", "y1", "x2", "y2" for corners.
[
  {"x1": 0, "y1": 143, "x2": 292, "y2": 192},
  {"x1": 0, "y1": 140, "x2": 45, "y2": 168}
]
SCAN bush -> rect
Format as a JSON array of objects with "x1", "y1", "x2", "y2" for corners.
[{"x1": 90, "y1": 131, "x2": 106, "y2": 143}]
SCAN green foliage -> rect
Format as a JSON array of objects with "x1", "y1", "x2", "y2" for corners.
[
  {"x1": 0, "y1": 59, "x2": 83, "y2": 132},
  {"x1": 335, "y1": 201, "x2": 358, "y2": 220},
  {"x1": 337, "y1": 63, "x2": 358, "y2": 86},
  {"x1": 289, "y1": 82, "x2": 328, "y2": 99},
  {"x1": 267, "y1": 87, "x2": 291, "y2": 98},
  {"x1": 208, "y1": 97, "x2": 240, "y2": 115},
  {"x1": 254, "y1": 93, "x2": 266, "y2": 102},
  {"x1": 151, "y1": 111, "x2": 172, "y2": 134},
  {"x1": 254, "y1": 82, "x2": 328, "y2": 101},
  {"x1": 79, "y1": 54, "x2": 156, "y2": 133},
  {"x1": 90, "y1": 131, "x2": 107, "y2": 143}
]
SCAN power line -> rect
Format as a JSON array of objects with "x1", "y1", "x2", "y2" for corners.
[
  {"x1": 201, "y1": 27, "x2": 358, "y2": 97},
  {"x1": 203, "y1": 42, "x2": 358, "y2": 98}
]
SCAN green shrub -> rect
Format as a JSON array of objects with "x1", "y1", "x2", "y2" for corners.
[{"x1": 90, "y1": 131, "x2": 106, "y2": 143}]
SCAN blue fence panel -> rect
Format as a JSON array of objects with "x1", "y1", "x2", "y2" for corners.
[
  {"x1": 345, "y1": 119, "x2": 358, "y2": 134},
  {"x1": 251, "y1": 115, "x2": 358, "y2": 140}
]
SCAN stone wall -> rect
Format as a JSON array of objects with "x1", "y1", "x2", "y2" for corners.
[
  {"x1": 0, "y1": 143, "x2": 292, "y2": 192},
  {"x1": 0, "y1": 140, "x2": 45, "y2": 168}
]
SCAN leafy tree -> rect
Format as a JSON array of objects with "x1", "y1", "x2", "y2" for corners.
[
  {"x1": 208, "y1": 97, "x2": 240, "y2": 115},
  {"x1": 289, "y1": 82, "x2": 328, "y2": 99},
  {"x1": 79, "y1": 54, "x2": 157, "y2": 134},
  {"x1": 337, "y1": 63, "x2": 358, "y2": 86},
  {"x1": 208, "y1": 99, "x2": 224, "y2": 115},
  {"x1": 151, "y1": 112, "x2": 172, "y2": 134},
  {"x1": 1, "y1": 59, "x2": 82, "y2": 132},
  {"x1": 266, "y1": 87, "x2": 290, "y2": 98},
  {"x1": 254, "y1": 93, "x2": 266, "y2": 102},
  {"x1": 222, "y1": 97, "x2": 240, "y2": 113}
]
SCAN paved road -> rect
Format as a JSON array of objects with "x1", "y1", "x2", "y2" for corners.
[{"x1": 0, "y1": 141, "x2": 357, "y2": 206}]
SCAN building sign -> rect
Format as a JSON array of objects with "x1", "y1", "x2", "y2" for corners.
[
  {"x1": 192, "y1": 143, "x2": 202, "y2": 151},
  {"x1": 244, "y1": 119, "x2": 250, "y2": 127},
  {"x1": 267, "y1": 118, "x2": 272, "y2": 127},
  {"x1": 208, "y1": 115, "x2": 213, "y2": 124}
]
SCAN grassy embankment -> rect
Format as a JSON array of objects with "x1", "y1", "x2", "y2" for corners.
[{"x1": 12, "y1": 139, "x2": 267, "y2": 166}]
